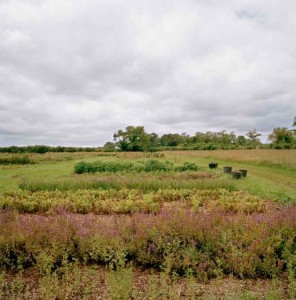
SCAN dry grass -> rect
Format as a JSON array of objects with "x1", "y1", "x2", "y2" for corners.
[
  {"x1": 0, "y1": 152, "x2": 113, "y2": 163},
  {"x1": 166, "y1": 149, "x2": 296, "y2": 168},
  {"x1": 2, "y1": 150, "x2": 295, "y2": 168}
]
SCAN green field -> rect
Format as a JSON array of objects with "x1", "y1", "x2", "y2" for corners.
[{"x1": 0, "y1": 150, "x2": 296, "y2": 299}]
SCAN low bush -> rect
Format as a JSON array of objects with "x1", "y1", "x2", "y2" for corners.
[
  {"x1": 73, "y1": 161, "x2": 90, "y2": 174},
  {"x1": 0, "y1": 156, "x2": 34, "y2": 165},
  {"x1": 74, "y1": 160, "x2": 145, "y2": 174},
  {"x1": 174, "y1": 162, "x2": 198, "y2": 172},
  {"x1": 143, "y1": 160, "x2": 170, "y2": 172},
  {"x1": 74, "y1": 159, "x2": 199, "y2": 174}
]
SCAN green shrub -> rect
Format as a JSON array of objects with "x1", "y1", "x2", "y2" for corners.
[
  {"x1": 74, "y1": 161, "x2": 90, "y2": 174},
  {"x1": 144, "y1": 160, "x2": 170, "y2": 172},
  {"x1": 175, "y1": 162, "x2": 198, "y2": 172},
  {"x1": 74, "y1": 159, "x2": 200, "y2": 174},
  {"x1": 74, "y1": 160, "x2": 145, "y2": 174},
  {"x1": 0, "y1": 156, "x2": 34, "y2": 165}
]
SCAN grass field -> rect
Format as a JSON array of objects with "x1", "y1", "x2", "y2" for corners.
[{"x1": 0, "y1": 150, "x2": 295, "y2": 299}]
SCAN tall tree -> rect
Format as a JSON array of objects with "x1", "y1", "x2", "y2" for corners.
[
  {"x1": 113, "y1": 126, "x2": 150, "y2": 151},
  {"x1": 103, "y1": 142, "x2": 116, "y2": 151},
  {"x1": 148, "y1": 133, "x2": 160, "y2": 148},
  {"x1": 160, "y1": 133, "x2": 185, "y2": 147},
  {"x1": 268, "y1": 127, "x2": 294, "y2": 144},
  {"x1": 246, "y1": 129, "x2": 261, "y2": 140},
  {"x1": 246, "y1": 129, "x2": 261, "y2": 147},
  {"x1": 237, "y1": 135, "x2": 247, "y2": 146}
]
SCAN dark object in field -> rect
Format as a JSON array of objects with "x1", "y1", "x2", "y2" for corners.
[
  {"x1": 238, "y1": 169, "x2": 248, "y2": 178},
  {"x1": 232, "y1": 171, "x2": 242, "y2": 179},
  {"x1": 223, "y1": 166, "x2": 232, "y2": 173},
  {"x1": 209, "y1": 162, "x2": 218, "y2": 169}
]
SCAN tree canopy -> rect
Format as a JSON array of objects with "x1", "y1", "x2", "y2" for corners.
[
  {"x1": 113, "y1": 126, "x2": 150, "y2": 151},
  {"x1": 109, "y1": 126, "x2": 265, "y2": 151}
]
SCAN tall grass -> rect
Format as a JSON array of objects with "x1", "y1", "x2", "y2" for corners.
[
  {"x1": 19, "y1": 173, "x2": 236, "y2": 193},
  {"x1": 169, "y1": 149, "x2": 296, "y2": 168}
]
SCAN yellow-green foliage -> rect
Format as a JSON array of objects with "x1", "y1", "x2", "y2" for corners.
[
  {"x1": 0, "y1": 189, "x2": 158, "y2": 214},
  {"x1": 0, "y1": 189, "x2": 266, "y2": 215},
  {"x1": 190, "y1": 189, "x2": 266, "y2": 214}
]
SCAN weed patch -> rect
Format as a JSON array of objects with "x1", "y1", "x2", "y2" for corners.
[{"x1": 0, "y1": 156, "x2": 34, "y2": 165}]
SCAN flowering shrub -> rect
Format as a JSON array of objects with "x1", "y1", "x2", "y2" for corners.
[{"x1": 0, "y1": 206, "x2": 295, "y2": 279}]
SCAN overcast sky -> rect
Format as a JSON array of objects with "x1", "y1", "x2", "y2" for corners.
[{"x1": 1, "y1": 0, "x2": 295, "y2": 146}]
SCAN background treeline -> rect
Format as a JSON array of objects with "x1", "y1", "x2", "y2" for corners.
[
  {"x1": 1, "y1": 118, "x2": 295, "y2": 153},
  {"x1": 109, "y1": 128, "x2": 256, "y2": 151},
  {"x1": 0, "y1": 145, "x2": 101, "y2": 154},
  {"x1": 106, "y1": 119, "x2": 296, "y2": 151}
]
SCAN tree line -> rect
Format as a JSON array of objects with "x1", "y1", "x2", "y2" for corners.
[
  {"x1": 1, "y1": 117, "x2": 295, "y2": 153},
  {"x1": 104, "y1": 117, "x2": 296, "y2": 151},
  {"x1": 0, "y1": 145, "x2": 100, "y2": 154}
]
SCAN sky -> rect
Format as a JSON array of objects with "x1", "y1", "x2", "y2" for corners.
[{"x1": 0, "y1": 0, "x2": 296, "y2": 146}]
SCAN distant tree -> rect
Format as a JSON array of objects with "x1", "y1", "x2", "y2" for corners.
[
  {"x1": 237, "y1": 135, "x2": 247, "y2": 146},
  {"x1": 218, "y1": 130, "x2": 236, "y2": 144},
  {"x1": 246, "y1": 129, "x2": 261, "y2": 147},
  {"x1": 33, "y1": 145, "x2": 49, "y2": 154},
  {"x1": 160, "y1": 133, "x2": 185, "y2": 147},
  {"x1": 113, "y1": 126, "x2": 150, "y2": 151},
  {"x1": 148, "y1": 133, "x2": 160, "y2": 148},
  {"x1": 246, "y1": 129, "x2": 261, "y2": 141},
  {"x1": 292, "y1": 117, "x2": 296, "y2": 138},
  {"x1": 268, "y1": 127, "x2": 294, "y2": 148},
  {"x1": 103, "y1": 142, "x2": 116, "y2": 151}
]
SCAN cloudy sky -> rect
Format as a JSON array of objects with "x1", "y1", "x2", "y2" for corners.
[{"x1": 1, "y1": 0, "x2": 295, "y2": 146}]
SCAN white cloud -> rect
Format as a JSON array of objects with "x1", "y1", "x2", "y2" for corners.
[{"x1": 0, "y1": 0, "x2": 295, "y2": 146}]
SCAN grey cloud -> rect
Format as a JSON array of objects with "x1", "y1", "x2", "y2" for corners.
[{"x1": 0, "y1": 0, "x2": 296, "y2": 146}]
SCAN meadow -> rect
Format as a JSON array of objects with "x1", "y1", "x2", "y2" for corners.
[{"x1": 0, "y1": 150, "x2": 296, "y2": 299}]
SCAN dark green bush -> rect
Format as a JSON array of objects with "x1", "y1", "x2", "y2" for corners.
[
  {"x1": 74, "y1": 160, "x2": 145, "y2": 174},
  {"x1": 74, "y1": 159, "x2": 199, "y2": 174},
  {"x1": 0, "y1": 156, "x2": 34, "y2": 165},
  {"x1": 144, "y1": 160, "x2": 170, "y2": 172},
  {"x1": 175, "y1": 162, "x2": 198, "y2": 172},
  {"x1": 74, "y1": 162, "x2": 91, "y2": 174}
]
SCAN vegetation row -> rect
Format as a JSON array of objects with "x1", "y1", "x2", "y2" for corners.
[
  {"x1": 19, "y1": 174, "x2": 236, "y2": 193},
  {"x1": 0, "y1": 265, "x2": 293, "y2": 299},
  {"x1": 0, "y1": 207, "x2": 295, "y2": 280},
  {"x1": 0, "y1": 189, "x2": 265, "y2": 214},
  {"x1": 74, "y1": 160, "x2": 198, "y2": 174},
  {"x1": 0, "y1": 156, "x2": 34, "y2": 165}
]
